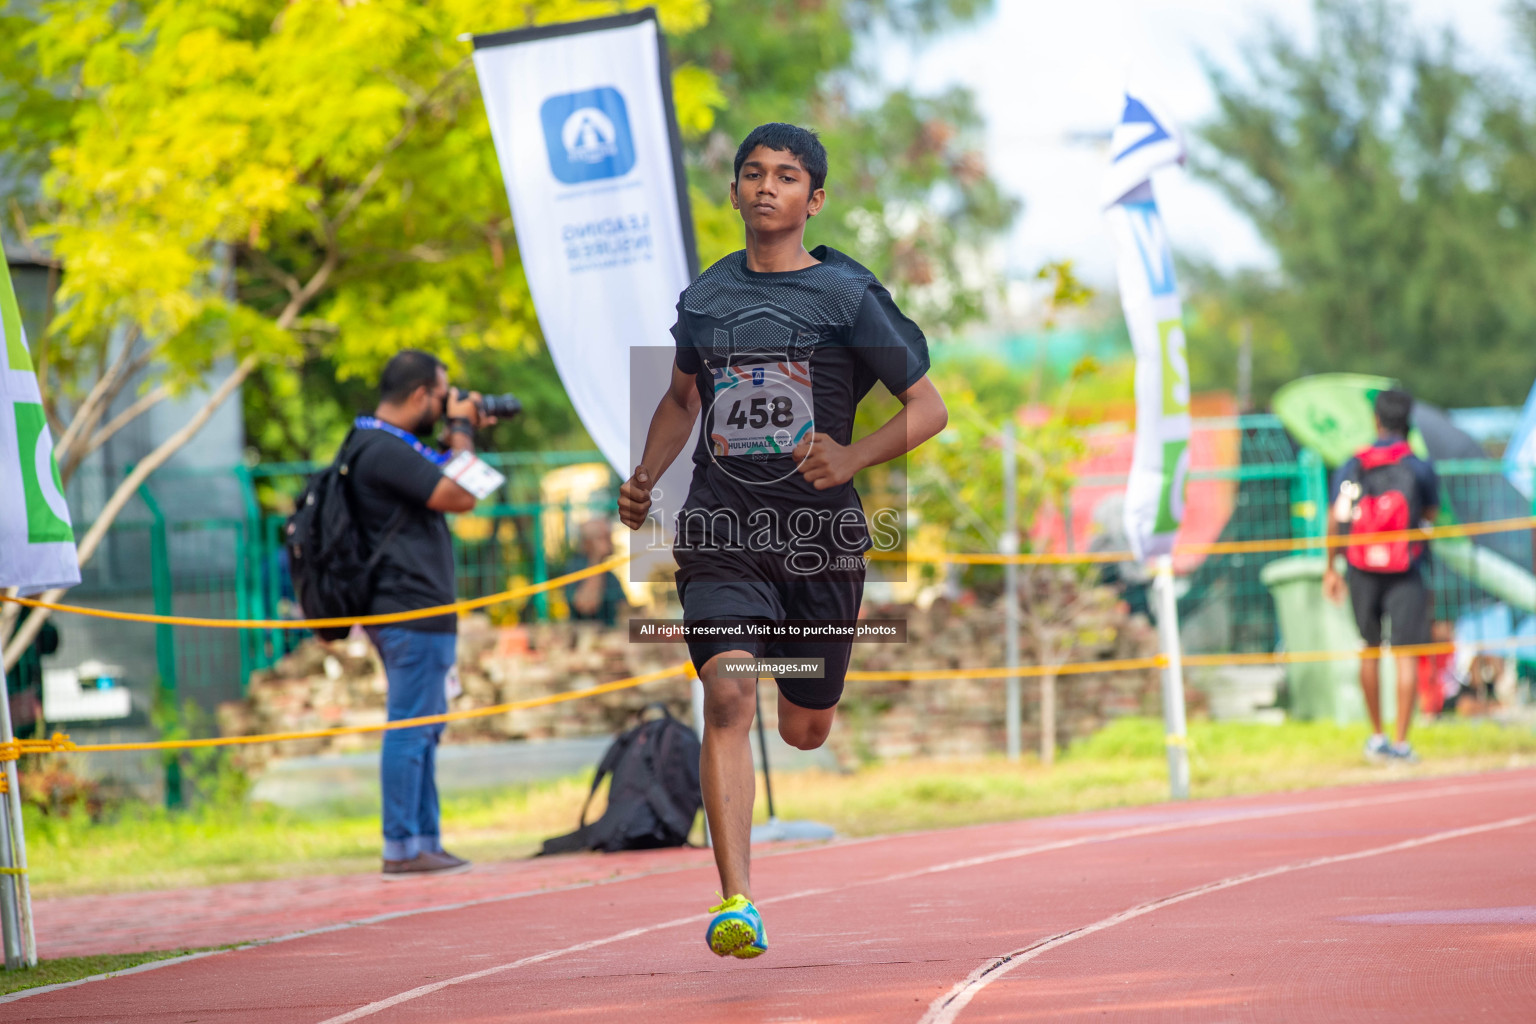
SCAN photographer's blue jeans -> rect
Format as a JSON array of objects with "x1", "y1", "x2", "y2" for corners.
[{"x1": 371, "y1": 625, "x2": 456, "y2": 862}]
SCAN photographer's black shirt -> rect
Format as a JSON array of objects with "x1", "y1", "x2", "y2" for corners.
[
  {"x1": 348, "y1": 428, "x2": 457, "y2": 633},
  {"x1": 670, "y1": 246, "x2": 929, "y2": 554}
]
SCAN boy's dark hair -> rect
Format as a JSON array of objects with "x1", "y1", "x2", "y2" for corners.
[
  {"x1": 734, "y1": 123, "x2": 828, "y2": 193},
  {"x1": 1374, "y1": 388, "x2": 1413, "y2": 436},
  {"x1": 379, "y1": 349, "x2": 446, "y2": 404}
]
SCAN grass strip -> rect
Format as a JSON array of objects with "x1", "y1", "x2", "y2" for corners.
[{"x1": 0, "y1": 948, "x2": 220, "y2": 996}]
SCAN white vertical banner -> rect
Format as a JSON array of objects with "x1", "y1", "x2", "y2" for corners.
[
  {"x1": 472, "y1": 10, "x2": 699, "y2": 553},
  {"x1": 1, "y1": 241, "x2": 79, "y2": 595},
  {"x1": 1104, "y1": 91, "x2": 1190, "y2": 562}
]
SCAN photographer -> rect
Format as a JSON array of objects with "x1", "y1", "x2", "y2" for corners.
[{"x1": 350, "y1": 349, "x2": 501, "y2": 878}]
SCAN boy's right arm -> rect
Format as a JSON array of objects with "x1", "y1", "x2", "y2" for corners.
[
  {"x1": 1322, "y1": 459, "x2": 1353, "y2": 603},
  {"x1": 1322, "y1": 508, "x2": 1346, "y2": 603},
  {"x1": 618, "y1": 363, "x2": 701, "y2": 530}
]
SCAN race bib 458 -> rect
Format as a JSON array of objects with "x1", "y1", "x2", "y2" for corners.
[{"x1": 709, "y1": 360, "x2": 814, "y2": 457}]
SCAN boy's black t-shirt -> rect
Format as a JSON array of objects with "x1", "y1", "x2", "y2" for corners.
[
  {"x1": 347, "y1": 429, "x2": 457, "y2": 633},
  {"x1": 670, "y1": 246, "x2": 929, "y2": 556}
]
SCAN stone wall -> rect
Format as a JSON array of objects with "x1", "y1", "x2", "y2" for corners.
[{"x1": 220, "y1": 586, "x2": 1170, "y2": 770}]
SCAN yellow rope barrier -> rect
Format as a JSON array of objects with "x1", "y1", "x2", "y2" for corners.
[
  {"x1": 0, "y1": 662, "x2": 691, "y2": 761},
  {"x1": 1182, "y1": 633, "x2": 1526, "y2": 668},
  {"x1": 0, "y1": 518, "x2": 1531, "y2": 627},
  {"x1": 0, "y1": 510, "x2": 1529, "y2": 769},
  {"x1": 845, "y1": 654, "x2": 1165, "y2": 682},
  {"x1": 0, "y1": 554, "x2": 630, "y2": 630},
  {"x1": 870, "y1": 515, "x2": 1536, "y2": 566},
  {"x1": 0, "y1": 736, "x2": 73, "y2": 760},
  {"x1": 4, "y1": 633, "x2": 1531, "y2": 765},
  {"x1": 846, "y1": 634, "x2": 1536, "y2": 683}
]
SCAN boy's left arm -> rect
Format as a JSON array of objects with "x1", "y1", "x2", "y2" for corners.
[
  {"x1": 1420, "y1": 460, "x2": 1440, "y2": 526},
  {"x1": 793, "y1": 376, "x2": 948, "y2": 490}
]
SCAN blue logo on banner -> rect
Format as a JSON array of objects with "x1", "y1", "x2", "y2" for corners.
[
  {"x1": 1124, "y1": 199, "x2": 1177, "y2": 297},
  {"x1": 1113, "y1": 95, "x2": 1172, "y2": 164},
  {"x1": 540, "y1": 87, "x2": 636, "y2": 185}
]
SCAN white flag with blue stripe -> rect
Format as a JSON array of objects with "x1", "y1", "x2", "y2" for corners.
[{"x1": 1104, "y1": 90, "x2": 1190, "y2": 561}]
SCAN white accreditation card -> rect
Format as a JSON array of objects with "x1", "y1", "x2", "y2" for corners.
[{"x1": 442, "y1": 450, "x2": 506, "y2": 500}]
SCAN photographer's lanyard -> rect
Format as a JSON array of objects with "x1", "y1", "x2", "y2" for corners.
[{"x1": 354, "y1": 416, "x2": 450, "y2": 467}]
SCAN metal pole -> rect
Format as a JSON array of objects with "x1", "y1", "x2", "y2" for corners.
[
  {"x1": 1236, "y1": 319, "x2": 1253, "y2": 413},
  {"x1": 690, "y1": 671, "x2": 709, "y2": 847},
  {"x1": 0, "y1": 602, "x2": 20, "y2": 969},
  {"x1": 1154, "y1": 554, "x2": 1190, "y2": 800},
  {"x1": 753, "y1": 686, "x2": 777, "y2": 822},
  {"x1": 0, "y1": 663, "x2": 36, "y2": 966},
  {"x1": 0, "y1": 790, "x2": 21, "y2": 969},
  {"x1": 1002, "y1": 422, "x2": 1021, "y2": 761},
  {"x1": 746, "y1": 680, "x2": 833, "y2": 844}
]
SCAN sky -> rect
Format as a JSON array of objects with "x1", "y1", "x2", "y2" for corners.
[{"x1": 877, "y1": 0, "x2": 1519, "y2": 286}]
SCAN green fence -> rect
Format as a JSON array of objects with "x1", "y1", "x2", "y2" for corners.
[
  {"x1": 67, "y1": 451, "x2": 619, "y2": 717},
  {"x1": 61, "y1": 422, "x2": 1536, "y2": 721},
  {"x1": 1052, "y1": 416, "x2": 1323, "y2": 656},
  {"x1": 1052, "y1": 417, "x2": 1535, "y2": 658}
]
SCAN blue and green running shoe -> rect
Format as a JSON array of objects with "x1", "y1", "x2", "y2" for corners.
[{"x1": 706, "y1": 894, "x2": 767, "y2": 958}]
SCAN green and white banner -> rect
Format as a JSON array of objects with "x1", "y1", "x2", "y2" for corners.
[
  {"x1": 1104, "y1": 90, "x2": 1190, "y2": 561},
  {"x1": 1, "y1": 241, "x2": 79, "y2": 595}
]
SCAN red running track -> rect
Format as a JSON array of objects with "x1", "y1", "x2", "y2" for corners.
[{"x1": 6, "y1": 769, "x2": 1535, "y2": 1022}]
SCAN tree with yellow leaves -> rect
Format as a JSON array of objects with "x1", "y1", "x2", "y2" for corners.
[{"x1": 0, "y1": 0, "x2": 725, "y2": 666}]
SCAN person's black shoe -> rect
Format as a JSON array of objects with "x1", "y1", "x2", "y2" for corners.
[{"x1": 382, "y1": 850, "x2": 473, "y2": 880}]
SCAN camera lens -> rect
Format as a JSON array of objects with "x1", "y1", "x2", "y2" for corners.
[
  {"x1": 480, "y1": 394, "x2": 522, "y2": 420},
  {"x1": 453, "y1": 388, "x2": 522, "y2": 421}
]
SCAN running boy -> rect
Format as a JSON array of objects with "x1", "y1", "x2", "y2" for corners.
[{"x1": 618, "y1": 123, "x2": 948, "y2": 958}]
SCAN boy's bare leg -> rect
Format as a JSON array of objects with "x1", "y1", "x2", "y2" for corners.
[
  {"x1": 699, "y1": 651, "x2": 759, "y2": 900},
  {"x1": 1359, "y1": 656, "x2": 1384, "y2": 735},
  {"x1": 776, "y1": 691, "x2": 835, "y2": 750},
  {"x1": 1393, "y1": 652, "x2": 1418, "y2": 744}
]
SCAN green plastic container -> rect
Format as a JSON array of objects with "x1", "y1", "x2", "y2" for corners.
[{"x1": 1260, "y1": 555, "x2": 1396, "y2": 725}]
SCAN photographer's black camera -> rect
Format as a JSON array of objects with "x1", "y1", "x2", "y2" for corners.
[{"x1": 455, "y1": 388, "x2": 523, "y2": 421}]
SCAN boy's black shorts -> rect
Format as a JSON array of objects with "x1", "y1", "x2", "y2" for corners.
[
  {"x1": 674, "y1": 546, "x2": 864, "y2": 710},
  {"x1": 1346, "y1": 566, "x2": 1430, "y2": 647}
]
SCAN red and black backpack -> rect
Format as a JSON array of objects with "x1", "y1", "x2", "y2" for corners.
[{"x1": 1344, "y1": 441, "x2": 1423, "y2": 573}]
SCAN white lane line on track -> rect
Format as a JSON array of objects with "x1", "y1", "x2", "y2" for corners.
[
  {"x1": 1, "y1": 832, "x2": 928, "y2": 1009},
  {"x1": 314, "y1": 910, "x2": 720, "y2": 1024},
  {"x1": 311, "y1": 777, "x2": 1533, "y2": 1024},
  {"x1": 0, "y1": 879, "x2": 646, "y2": 1008},
  {"x1": 918, "y1": 812, "x2": 1536, "y2": 1024},
  {"x1": 2, "y1": 824, "x2": 926, "y2": 1006},
  {"x1": 12, "y1": 773, "x2": 1528, "y2": 1011},
  {"x1": 1, "y1": 850, "x2": 840, "y2": 1008}
]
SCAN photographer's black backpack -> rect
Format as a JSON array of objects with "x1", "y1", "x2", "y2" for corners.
[
  {"x1": 284, "y1": 430, "x2": 404, "y2": 641},
  {"x1": 540, "y1": 704, "x2": 703, "y2": 855}
]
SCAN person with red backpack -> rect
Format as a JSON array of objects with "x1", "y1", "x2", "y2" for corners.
[{"x1": 1323, "y1": 388, "x2": 1440, "y2": 763}]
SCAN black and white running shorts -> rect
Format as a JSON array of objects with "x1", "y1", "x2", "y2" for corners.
[{"x1": 674, "y1": 545, "x2": 863, "y2": 710}]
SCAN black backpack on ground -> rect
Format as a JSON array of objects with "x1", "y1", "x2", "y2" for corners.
[
  {"x1": 284, "y1": 429, "x2": 405, "y2": 641},
  {"x1": 540, "y1": 704, "x2": 703, "y2": 855}
]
